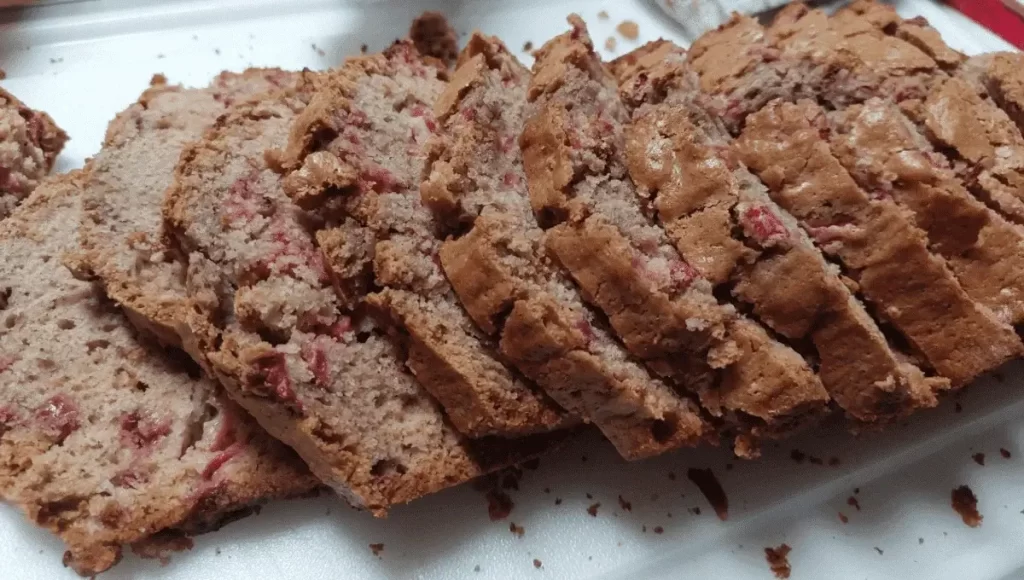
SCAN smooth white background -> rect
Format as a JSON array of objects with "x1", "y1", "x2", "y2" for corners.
[{"x1": 1, "y1": 1, "x2": 1021, "y2": 578}]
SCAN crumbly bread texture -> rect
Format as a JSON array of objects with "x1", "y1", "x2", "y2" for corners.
[
  {"x1": 73, "y1": 70, "x2": 295, "y2": 364},
  {"x1": 615, "y1": 40, "x2": 937, "y2": 424},
  {"x1": 840, "y1": 0, "x2": 965, "y2": 72},
  {"x1": 957, "y1": 52, "x2": 1024, "y2": 136},
  {"x1": 829, "y1": 98, "x2": 1024, "y2": 327},
  {"x1": 279, "y1": 41, "x2": 570, "y2": 439},
  {"x1": 0, "y1": 172, "x2": 316, "y2": 576},
  {"x1": 920, "y1": 76, "x2": 1024, "y2": 227},
  {"x1": 166, "y1": 66, "x2": 557, "y2": 514},
  {"x1": 0, "y1": 86, "x2": 68, "y2": 220},
  {"x1": 421, "y1": 34, "x2": 707, "y2": 459},
  {"x1": 522, "y1": 17, "x2": 828, "y2": 454},
  {"x1": 960, "y1": 52, "x2": 1024, "y2": 135},
  {"x1": 736, "y1": 99, "x2": 1023, "y2": 387},
  {"x1": 686, "y1": 4, "x2": 941, "y2": 133}
]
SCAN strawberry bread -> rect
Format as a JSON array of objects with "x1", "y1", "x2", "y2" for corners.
[
  {"x1": 420, "y1": 34, "x2": 708, "y2": 459},
  {"x1": 615, "y1": 40, "x2": 943, "y2": 424},
  {"x1": 73, "y1": 70, "x2": 295, "y2": 364},
  {"x1": 165, "y1": 70, "x2": 556, "y2": 514},
  {"x1": 279, "y1": 41, "x2": 570, "y2": 439},
  {"x1": 686, "y1": 5, "x2": 942, "y2": 133},
  {"x1": 522, "y1": 17, "x2": 829, "y2": 455},
  {"x1": 0, "y1": 172, "x2": 316, "y2": 576},
  {"x1": 828, "y1": 98, "x2": 1024, "y2": 327},
  {"x1": 0, "y1": 86, "x2": 67, "y2": 220},
  {"x1": 735, "y1": 99, "x2": 1023, "y2": 387}
]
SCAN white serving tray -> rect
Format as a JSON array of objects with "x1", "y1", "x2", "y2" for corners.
[{"x1": 1, "y1": 1, "x2": 1022, "y2": 578}]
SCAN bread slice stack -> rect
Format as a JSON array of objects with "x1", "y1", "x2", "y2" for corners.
[{"x1": 5, "y1": 2, "x2": 1024, "y2": 573}]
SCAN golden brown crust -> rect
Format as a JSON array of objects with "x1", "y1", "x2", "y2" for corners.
[
  {"x1": 737, "y1": 99, "x2": 1023, "y2": 386},
  {"x1": 423, "y1": 33, "x2": 709, "y2": 460},
  {"x1": 280, "y1": 41, "x2": 570, "y2": 438}
]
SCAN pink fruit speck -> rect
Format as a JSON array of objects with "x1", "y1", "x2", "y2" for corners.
[
  {"x1": 328, "y1": 316, "x2": 353, "y2": 339},
  {"x1": 740, "y1": 205, "x2": 789, "y2": 245},
  {"x1": 253, "y1": 351, "x2": 296, "y2": 403},
  {"x1": 210, "y1": 407, "x2": 237, "y2": 453},
  {"x1": 0, "y1": 354, "x2": 17, "y2": 373},
  {"x1": 202, "y1": 441, "x2": 245, "y2": 480},
  {"x1": 119, "y1": 411, "x2": 172, "y2": 449},
  {"x1": 574, "y1": 318, "x2": 595, "y2": 347},
  {"x1": 34, "y1": 394, "x2": 80, "y2": 442},
  {"x1": 669, "y1": 260, "x2": 698, "y2": 289},
  {"x1": 301, "y1": 340, "x2": 331, "y2": 388}
]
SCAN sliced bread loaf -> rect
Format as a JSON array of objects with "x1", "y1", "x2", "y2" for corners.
[
  {"x1": 165, "y1": 72, "x2": 554, "y2": 514},
  {"x1": 686, "y1": 5, "x2": 941, "y2": 133},
  {"x1": 615, "y1": 41, "x2": 942, "y2": 423},
  {"x1": 828, "y1": 98, "x2": 1024, "y2": 326},
  {"x1": 840, "y1": 0, "x2": 965, "y2": 72},
  {"x1": 0, "y1": 87, "x2": 68, "y2": 220},
  {"x1": 72, "y1": 70, "x2": 295, "y2": 364},
  {"x1": 918, "y1": 76, "x2": 1024, "y2": 227},
  {"x1": 0, "y1": 172, "x2": 316, "y2": 576},
  {"x1": 420, "y1": 34, "x2": 708, "y2": 459},
  {"x1": 736, "y1": 99, "x2": 1023, "y2": 387},
  {"x1": 522, "y1": 17, "x2": 829, "y2": 456},
  {"x1": 278, "y1": 41, "x2": 570, "y2": 439}
]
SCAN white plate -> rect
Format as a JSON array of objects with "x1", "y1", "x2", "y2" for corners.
[{"x1": 1, "y1": 1, "x2": 1022, "y2": 579}]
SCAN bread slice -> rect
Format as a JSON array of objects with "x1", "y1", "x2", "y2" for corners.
[
  {"x1": 419, "y1": 34, "x2": 708, "y2": 459},
  {"x1": 278, "y1": 41, "x2": 570, "y2": 439},
  {"x1": 736, "y1": 99, "x2": 1023, "y2": 387},
  {"x1": 615, "y1": 40, "x2": 942, "y2": 423},
  {"x1": 840, "y1": 0, "x2": 965, "y2": 72},
  {"x1": 828, "y1": 98, "x2": 1024, "y2": 327},
  {"x1": 685, "y1": 5, "x2": 941, "y2": 133},
  {"x1": 522, "y1": 17, "x2": 828, "y2": 456},
  {"x1": 165, "y1": 71, "x2": 556, "y2": 514},
  {"x1": 0, "y1": 86, "x2": 68, "y2": 220},
  {"x1": 959, "y1": 52, "x2": 1024, "y2": 134},
  {"x1": 917, "y1": 76, "x2": 1024, "y2": 227},
  {"x1": 73, "y1": 70, "x2": 296, "y2": 365},
  {"x1": 0, "y1": 172, "x2": 316, "y2": 576}
]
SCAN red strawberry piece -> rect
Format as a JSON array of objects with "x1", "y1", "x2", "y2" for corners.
[
  {"x1": 119, "y1": 411, "x2": 172, "y2": 450},
  {"x1": 301, "y1": 340, "x2": 331, "y2": 388},
  {"x1": 34, "y1": 394, "x2": 80, "y2": 443}
]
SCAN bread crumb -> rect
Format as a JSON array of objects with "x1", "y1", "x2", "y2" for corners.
[
  {"x1": 523, "y1": 41, "x2": 533, "y2": 52},
  {"x1": 533, "y1": 558, "x2": 543, "y2": 569},
  {"x1": 838, "y1": 512, "x2": 848, "y2": 524},
  {"x1": 1001, "y1": 448, "x2": 1012, "y2": 459},
  {"x1": 509, "y1": 522, "x2": 525, "y2": 538},
  {"x1": 360, "y1": 44, "x2": 368, "y2": 54},
  {"x1": 764, "y1": 544, "x2": 792, "y2": 579},
  {"x1": 972, "y1": 452, "x2": 985, "y2": 466},
  {"x1": 951, "y1": 485, "x2": 983, "y2": 527},
  {"x1": 587, "y1": 502, "x2": 601, "y2": 517},
  {"x1": 616, "y1": 20, "x2": 639, "y2": 41},
  {"x1": 598, "y1": 10, "x2": 609, "y2": 19},
  {"x1": 847, "y1": 496, "x2": 861, "y2": 511},
  {"x1": 486, "y1": 489, "x2": 514, "y2": 520},
  {"x1": 653, "y1": 526, "x2": 664, "y2": 534},
  {"x1": 604, "y1": 37, "x2": 617, "y2": 51},
  {"x1": 369, "y1": 543, "x2": 384, "y2": 557},
  {"x1": 617, "y1": 495, "x2": 632, "y2": 512},
  {"x1": 409, "y1": 11, "x2": 458, "y2": 64}
]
